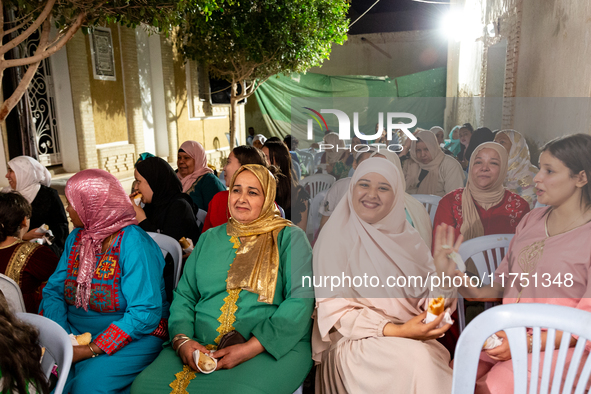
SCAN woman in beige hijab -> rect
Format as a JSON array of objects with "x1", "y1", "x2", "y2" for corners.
[
  {"x1": 404, "y1": 129, "x2": 465, "y2": 196},
  {"x1": 312, "y1": 158, "x2": 457, "y2": 394},
  {"x1": 432, "y1": 142, "x2": 531, "y2": 244},
  {"x1": 494, "y1": 129, "x2": 539, "y2": 209}
]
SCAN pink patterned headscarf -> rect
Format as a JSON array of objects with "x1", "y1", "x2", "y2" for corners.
[
  {"x1": 65, "y1": 169, "x2": 138, "y2": 311},
  {"x1": 177, "y1": 140, "x2": 213, "y2": 193}
]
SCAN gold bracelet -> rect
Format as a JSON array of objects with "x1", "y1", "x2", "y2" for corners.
[
  {"x1": 88, "y1": 343, "x2": 99, "y2": 358},
  {"x1": 175, "y1": 339, "x2": 191, "y2": 356},
  {"x1": 172, "y1": 334, "x2": 190, "y2": 345}
]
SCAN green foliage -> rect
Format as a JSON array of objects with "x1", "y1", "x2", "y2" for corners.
[
  {"x1": 3, "y1": 0, "x2": 224, "y2": 34},
  {"x1": 177, "y1": 0, "x2": 349, "y2": 83}
]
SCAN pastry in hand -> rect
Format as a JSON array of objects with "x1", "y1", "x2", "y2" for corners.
[
  {"x1": 179, "y1": 237, "x2": 191, "y2": 249},
  {"x1": 134, "y1": 193, "x2": 143, "y2": 206},
  {"x1": 75, "y1": 332, "x2": 92, "y2": 346},
  {"x1": 428, "y1": 297, "x2": 445, "y2": 316},
  {"x1": 197, "y1": 351, "x2": 216, "y2": 372}
]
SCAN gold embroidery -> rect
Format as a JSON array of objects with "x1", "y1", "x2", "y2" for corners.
[
  {"x1": 214, "y1": 288, "x2": 241, "y2": 345},
  {"x1": 517, "y1": 240, "x2": 545, "y2": 274},
  {"x1": 5, "y1": 242, "x2": 39, "y2": 287},
  {"x1": 169, "y1": 365, "x2": 196, "y2": 394},
  {"x1": 229, "y1": 236, "x2": 241, "y2": 249},
  {"x1": 515, "y1": 239, "x2": 545, "y2": 302},
  {"x1": 211, "y1": 236, "x2": 242, "y2": 347}
]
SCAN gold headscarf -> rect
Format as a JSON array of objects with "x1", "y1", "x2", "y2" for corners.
[
  {"x1": 226, "y1": 164, "x2": 292, "y2": 303},
  {"x1": 460, "y1": 142, "x2": 508, "y2": 240}
]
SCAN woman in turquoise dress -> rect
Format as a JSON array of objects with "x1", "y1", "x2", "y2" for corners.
[
  {"x1": 40, "y1": 169, "x2": 169, "y2": 394},
  {"x1": 132, "y1": 164, "x2": 314, "y2": 394},
  {"x1": 177, "y1": 140, "x2": 226, "y2": 210}
]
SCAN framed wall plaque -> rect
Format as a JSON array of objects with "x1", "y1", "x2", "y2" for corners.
[{"x1": 89, "y1": 27, "x2": 116, "y2": 81}]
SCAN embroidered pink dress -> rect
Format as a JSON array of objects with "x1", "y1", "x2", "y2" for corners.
[{"x1": 475, "y1": 207, "x2": 591, "y2": 393}]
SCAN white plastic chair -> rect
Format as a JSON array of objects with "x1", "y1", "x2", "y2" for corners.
[
  {"x1": 196, "y1": 208, "x2": 208, "y2": 228},
  {"x1": 306, "y1": 190, "x2": 328, "y2": 240},
  {"x1": 313, "y1": 152, "x2": 324, "y2": 167},
  {"x1": 411, "y1": 194, "x2": 441, "y2": 224},
  {"x1": 147, "y1": 232, "x2": 184, "y2": 287},
  {"x1": 452, "y1": 303, "x2": 591, "y2": 394},
  {"x1": 296, "y1": 150, "x2": 315, "y2": 176},
  {"x1": 0, "y1": 273, "x2": 26, "y2": 313},
  {"x1": 299, "y1": 174, "x2": 336, "y2": 199},
  {"x1": 17, "y1": 312, "x2": 73, "y2": 394},
  {"x1": 457, "y1": 234, "x2": 514, "y2": 332}
]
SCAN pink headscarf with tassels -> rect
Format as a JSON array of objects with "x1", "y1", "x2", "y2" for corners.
[
  {"x1": 177, "y1": 141, "x2": 213, "y2": 192},
  {"x1": 65, "y1": 169, "x2": 138, "y2": 311}
]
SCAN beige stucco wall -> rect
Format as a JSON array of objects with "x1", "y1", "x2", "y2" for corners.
[
  {"x1": 309, "y1": 31, "x2": 448, "y2": 79},
  {"x1": 86, "y1": 25, "x2": 128, "y2": 145},
  {"x1": 446, "y1": 0, "x2": 591, "y2": 150}
]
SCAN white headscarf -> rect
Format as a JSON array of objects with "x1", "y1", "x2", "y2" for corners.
[
  {"x1": 370, "y1": 149, "x2": 433, "y2": 249},
  {"x1": 253, "y1": 134, "x2": 267, "y2": 145},
  {"x1": 498, "y1": 130, "x2": 538, "y2": 208},
  {"x1": 4, "y1": 156, "x2": 51, "y2": 203}
]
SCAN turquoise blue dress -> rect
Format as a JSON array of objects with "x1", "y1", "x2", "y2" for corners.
[{"x1": 40, "y1": 225, "x2": 169, "y2": 394}]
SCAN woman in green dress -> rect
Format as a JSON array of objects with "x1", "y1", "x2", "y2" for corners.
[
  {"x1": 177, "y1": 140, "x2": 226, "y2": 210},
  {"x1": 132, "y1": 164, "x2": 314, "y2": 394}
]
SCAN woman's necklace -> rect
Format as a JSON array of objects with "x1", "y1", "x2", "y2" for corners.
[
  {"x1": 544, "y1": 207, "x2": 591, "y2": 238},
  {"x1": 101, "y1": 233, "x2": 117, "y2": 253}
]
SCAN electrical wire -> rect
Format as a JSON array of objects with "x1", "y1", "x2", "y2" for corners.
[{"x1": 348, "y1": 0, "x2": 381, "y2": 28}]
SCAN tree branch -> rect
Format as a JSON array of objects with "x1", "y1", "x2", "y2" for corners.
[
  {"x1": 0, "y1": 19, "x2": 51, "y2": 122},
  {"x1": 2, "y1": 12, "x2": 85, "y2": 68},
  {"x1": 0, "y1": 0, "x2": 56, "y2": 56},
  {"x1": 3, "y1": 18, "x2": 33, "y2": 37}
]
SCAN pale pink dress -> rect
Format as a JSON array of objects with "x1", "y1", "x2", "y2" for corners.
[
  {"x1": 475, "y1": 207, "x2": 591, "y2": 393},
  {"x1": 313, "y1": 159, "x2": 457, "y2": 394}
]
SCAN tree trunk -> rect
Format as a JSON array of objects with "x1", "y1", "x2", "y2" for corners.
[{"x1": 229, "y1": 80, "x2": 238, "y2": 150}]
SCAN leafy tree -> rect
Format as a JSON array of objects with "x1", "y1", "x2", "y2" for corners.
[
  {"x1": 177, "y1": 0, "x2": 349, "y2": 148},
  {"x1": 0, "y1": 0, "x2": 218, "y2": 122}
]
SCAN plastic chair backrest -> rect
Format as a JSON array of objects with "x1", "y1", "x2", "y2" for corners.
[
  {"x1": 299, "y1": 174, "x2": 336, "y2": 199},
  {"x1": 297, "y1": 150, "x2": 315, "y2": 176},
  {"x1": 17, "y1": 312, "x2": 73, "y2": 394},
  {"x1": 452, "y1": 303, "x2": 591, "y2": 394},
  {"x1": 411, "y1": 194, "x2": 441, "y2": 224},
  {"x1": 456, "y1": 233, "x2": 514, "y2": 332},
  {"x1": 0, "y1": 273, "x2": 26, "y2": 313},
  {"x1": 307, "y1": 190, "x2": 328, "y2": 239},
  {"x1": 314, "y1": 152, "x2": 324, "y2": 167},
  {"x1": 147, "y1": 232, "x2": 183, "y2": 287}
]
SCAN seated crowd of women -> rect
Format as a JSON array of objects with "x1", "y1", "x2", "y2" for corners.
[{"x1": 1, "y1": 132, "x2": 591, "y2": 394}]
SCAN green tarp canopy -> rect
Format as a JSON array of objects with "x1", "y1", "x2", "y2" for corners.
[{"x1": 254, "y1": 68, "x2": 447, "y2": 146}]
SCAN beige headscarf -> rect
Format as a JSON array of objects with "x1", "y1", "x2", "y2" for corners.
[
  {"x1": 409, "y1": 129, "x2": 446, "y2": 195},
  {"x1": 460, "y1": 142, "x2": 508, "y2": 240},
  {"x1": 370, "y1": 149, "x2": 433, "y2": 248},
  {"x1": 226, "y1": 164, "x2": 292, "y2": 304},
  {"x1": 323, "y1": 132, "x2": 345, "y2": 164},
  {"x1": 313, "y1": 158, "x2": 445, "y2": 361},
  {"x1": 497, "y1": 130, "x2": 538, "y2": 208}
]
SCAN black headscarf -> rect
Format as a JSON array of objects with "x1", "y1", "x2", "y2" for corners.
[
  {"x1": 136, "y1": 157, "x2": 199, "y2": 241},
  {"x1": 464, "y1": 127, "x2": 494, "y2": 162}
]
